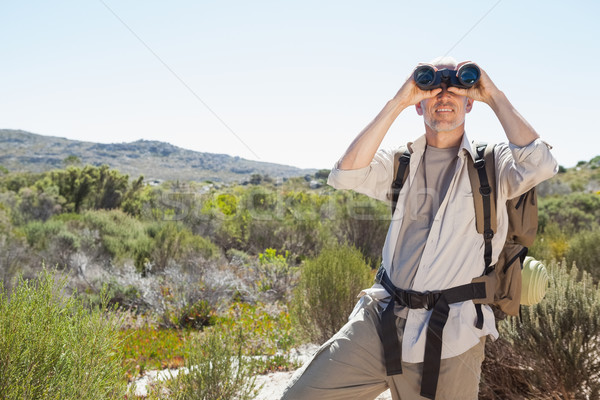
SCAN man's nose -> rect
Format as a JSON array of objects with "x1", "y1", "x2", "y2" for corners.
[{"x1": 437, "y1": 83, "x2": 453, "y2": 98}]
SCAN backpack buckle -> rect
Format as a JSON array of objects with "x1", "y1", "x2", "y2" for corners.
[
  {"x1": 474, "y1": 158, "x2": 486, "y2": 169},
  {"x1": 479, "y1": 186, "x2": 491, "y2": 196},
  {"x1": 424, "y1": 292, "x2": 441, "y2": 310},
  {"x1": 404, "y1": 291, "x2": 440, "y2": 310},
  {"x1": 484, "y1": 229, "x2": 494, "y2": 240}
]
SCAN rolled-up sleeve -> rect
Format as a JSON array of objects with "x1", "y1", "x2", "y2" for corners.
[
  {"x1": 327, "y1": 149, "x2": 395, "y2": 202},
  {"x1": 496, "y1": 138, "x2": 558, "y2": 199}
]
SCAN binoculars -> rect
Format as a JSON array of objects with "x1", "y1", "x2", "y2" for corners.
[{"x1": 413, "y1": 63, "x2": 480, "y2": 90}]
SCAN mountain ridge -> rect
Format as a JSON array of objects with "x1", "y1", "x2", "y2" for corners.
[{"x1": 0, "y1": 129, "x2": 317, "y2": 182}]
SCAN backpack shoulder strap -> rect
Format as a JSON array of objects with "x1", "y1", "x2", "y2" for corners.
[
  {"x1": 390, "y1": 145, "x2": 411, "y2": 215},
  {"x1": 466, "y1": 142, "x2": 498, "y2": 269}
]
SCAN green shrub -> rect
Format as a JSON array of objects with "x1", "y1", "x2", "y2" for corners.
[
  {"x1": 22, "y1": 219, "x2": 80, "y2": 269},
  {"x1": 255, "y1": 248, "x2": 298, "y2": 301},
  {"x1": 332, "y1": 191, "x2": 388, "y2": 268},
  {"x1": 17, "y1": 186, "x2": 63, "y2": 222},
  {"x1": 538, "y1": 193, "x2": 600, "y2": 234},
  {"x1": 486, "y1": 260, "x2": 600, "y2": 399},
  {"x1": 163, "y1": 327, "x2": 257, "y2": 400},
  {"x1": 565, "y1": 228, "x2": 600, "y2": 281},
  {"x1": 81, "y1": 209, "x2": 149, "y2": 262},
  {"x1": 0, "y1": 269, "x2": 128, "y2": 399},
  {"x1": 145, "y1": 222, "x2": 220, "y2": 273},
  {"x1": 0, "y1": 208, "x2": 27, "y2": 291},
  {"x1": 226, "y1": 248, "x2": 253, "y2": 266},
  {"x1": 84, "y1": 279, "x2": 147, "y2": 312},
  {"x1": 0, "y1": 171, "x2": 41, "y2": 193},
  {"x1": 529, "y1": 222, "x2": 570, "y2": 263},
  {"x1": 23, "y1": 219, "x2": 65, "y2": 250},
  {"x1": 48, "y1": 165, "x2": 138, "y2": 212},
  {"x1": 166, "y1": 299, "x2": 217, "y2": 330},
  {"x1": 291, "y1": 243, "x2": 372, "y2": 343}
]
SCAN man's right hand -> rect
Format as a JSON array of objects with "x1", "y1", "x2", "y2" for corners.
[
  {"x1": 392, "y1": 65, "x2": 442, "y2": 110},
  {"x1": 337, "y1": 65, "x2": 442, "y2": 170}
]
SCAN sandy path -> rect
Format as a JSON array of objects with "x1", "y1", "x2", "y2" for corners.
[{"x1": 132, "y1": 343, "x2": 392, "y2": 399}]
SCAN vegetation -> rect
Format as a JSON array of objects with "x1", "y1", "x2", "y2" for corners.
[
  {"x1": 291, "y1": 244, "x2": 373, "y2": 343},
  {"x1": 120, "y1": 327, "x2": 189, "y2": 380},
  {"x1": 0, "y1": 153, "x2": 598, "y2": 399},
  {"x1": 481, "y1": 261, "x2": 600, "y2": 399},
  {"x1": 0, "y1": 270, "x2": 128, "y2": 400},
  {"x1": 159, "y1": 328, "x2": 257, "y2": 400},
  {"x1": 532, "y1": 190, "x2": 600, "y2": 281}
]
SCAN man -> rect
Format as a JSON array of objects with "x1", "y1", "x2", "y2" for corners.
[{"x1": 281, "y1": 57, "x2": 557, "y2": 400}]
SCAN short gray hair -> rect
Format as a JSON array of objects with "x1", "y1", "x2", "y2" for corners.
[{"x1": 427, "y1": 56, "x2": 458, "y2": 69}]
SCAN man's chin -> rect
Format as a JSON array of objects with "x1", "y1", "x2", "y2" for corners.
[{"x1": 425, "y1": 121, "x2": 463, "y2": 133}]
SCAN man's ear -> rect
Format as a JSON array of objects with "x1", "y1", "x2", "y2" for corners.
[
  {"x1": 415, "y1": 101, "x2": 424, "y2": 116},
  {"x1": 465, "y1": 98, "x2": 474, "y2": 113}
]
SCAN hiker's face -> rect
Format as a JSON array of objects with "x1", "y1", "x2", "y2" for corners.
[{"x1": 416, "y1": 81, "x2": 474, "y2": 133}]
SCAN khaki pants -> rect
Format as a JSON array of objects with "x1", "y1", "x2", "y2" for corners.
[{"x1": 281, "y1": 296, "x2": 486, "y2": 400}]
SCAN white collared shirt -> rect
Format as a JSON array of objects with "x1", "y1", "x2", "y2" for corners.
[{"x1": 327, "y1": 133, "x2": 558, "y2": 362}]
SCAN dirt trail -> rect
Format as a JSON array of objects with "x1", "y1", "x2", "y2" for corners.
[{"x1": 131, "y1": 343, "x2": 391, "y2": 399}]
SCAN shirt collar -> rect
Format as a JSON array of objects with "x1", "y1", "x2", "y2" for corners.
[
  {"x1": 460, "y1": 131, "x2": 475, "y2": 161},
  {"x1": 405, "y1": 132, "x2": 474, "y2": 160}
]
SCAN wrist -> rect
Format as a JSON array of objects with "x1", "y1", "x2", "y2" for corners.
[
  {"x1": 486, "y1": 88, "x2": 507, "y2": 111},
  {"x1": 388, "y1": 96, "x2": 410, "y2": 114}
]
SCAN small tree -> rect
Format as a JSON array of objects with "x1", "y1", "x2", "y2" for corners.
[{"x1": 291, "y1": 243, "x2": 372, "y2": 343}]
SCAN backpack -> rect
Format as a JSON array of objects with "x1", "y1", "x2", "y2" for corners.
[{"x1": 389, "y1": 142, "x2": 538, "y2": 318}]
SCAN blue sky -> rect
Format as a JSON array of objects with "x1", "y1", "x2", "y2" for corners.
[{"x1": 1, "y1": 1, "x2": 598, "y2": 169}]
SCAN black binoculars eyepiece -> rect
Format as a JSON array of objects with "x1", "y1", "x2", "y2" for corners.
[{"x1": 413, "y1": 63, "x2": 480, "y2": 90}]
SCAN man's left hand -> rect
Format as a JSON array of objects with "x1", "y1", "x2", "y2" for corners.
[{"x1": 447, "y1": 62, "x2": 501, "y2": 105}]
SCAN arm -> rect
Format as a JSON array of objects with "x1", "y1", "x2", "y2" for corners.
[
  {"x1": 338, "y1": 73, "x2": 441, "y2": 170},
  {"x1": 449, "y1": 63, "x2": 556, "y2": 197},
  {"x1": 447, "y1": 64, "x2": 539, "y2": 147}
]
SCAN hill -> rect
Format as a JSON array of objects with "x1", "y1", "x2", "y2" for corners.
[
  {"x1": 538, "y1": 155, "x2": 600, "y2": 196},
  {"x1": 0, "y1": 129, "x2": 316, "y2": 183}
]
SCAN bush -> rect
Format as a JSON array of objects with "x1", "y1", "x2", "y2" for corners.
[
  {"x1": 332, "y1": 191, "x2": 388, "y2": 268},
  {"x1": 538, "y1": 193, "x2": 600, "y2": 234},
  {"x1": 23, "y1": 219, "x2": 65, "y2": 250},
  {"x1": 164, "y1": 299, "x2": 217, "y2": 330},
  {"x1": 480, "y1": 337, "x2": 556, "y2": 399},
  {"x1": 529, "y1": 222, "x2": 570, "y2": 263},
  {"x1": 84, "y1": 278, "x2": 148, "y2": 312},
  {"x1": 0, "y1": 269, "x2": 128, "y2": 399},
  {"x1": 163, "y1": 327, "x2": 257, "y2": 400},
  {"x1": 0, "y1": 208, "x2": 28, "y2": 290},
  {"x1": 255, "y1": 248, "x2": 298, "y2": 302},
  {"x1": 291, "y1": 243, "x2": 373, "y2": 343},
  {"x1": 145, "y1": 222, "x2": 220, "y2": 273},
  {"x1": 482, "y1": 260, "x2": 600, "y2": 399},
  {"x1": 81, "y1": 209, "x2": 150, "y2": 264},
  {"x1": 17, "y1": 186, "x2": 63, "y2": 222},
  {"x1": 565, "y1": 228, "x2": 600, "y2": 282}
]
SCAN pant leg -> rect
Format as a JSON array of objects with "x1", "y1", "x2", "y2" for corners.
[
  {"x1": 387, "y1": 337, "x2": 487, "y2": 400},
  {"x1": 280, "y1": 295, "x2": 390, "y2": 400},
  {"x1": 281, "y1": 295, "x2": 486, "y2": 400}
]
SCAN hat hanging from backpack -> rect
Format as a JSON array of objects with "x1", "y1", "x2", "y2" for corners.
[{"x1": 520, "y1": 256, "x2": 549, "y2": 306}]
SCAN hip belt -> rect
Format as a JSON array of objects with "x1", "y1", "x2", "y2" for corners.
[{"x1": 374, "y1": 265, "x2": 486, "y2": 400}]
